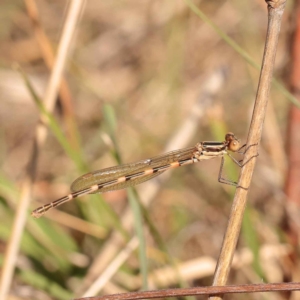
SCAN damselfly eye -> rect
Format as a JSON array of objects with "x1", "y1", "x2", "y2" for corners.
[{"x1": 228, "y1": 140, "x2": 240, "y2": 152}]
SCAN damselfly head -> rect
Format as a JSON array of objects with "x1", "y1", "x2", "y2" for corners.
[{"x1": 225, "y1": 132, "x2": 240, "y2": 152}]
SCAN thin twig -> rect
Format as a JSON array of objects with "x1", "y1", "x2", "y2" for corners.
[
  {"x1": 210, "y1": 1, "x2": 286, "y2": 299},
  {"x1": 74, "y1": 282, "x2": 300, "y2": 300}
]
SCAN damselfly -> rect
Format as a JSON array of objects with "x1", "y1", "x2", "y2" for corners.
[{"x1": 32, "y1": 132, "x2": 253, "y2": 218}]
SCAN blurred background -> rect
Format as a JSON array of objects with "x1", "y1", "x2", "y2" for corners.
[{"x1": 0, "y1": 0, "x2": 299, "y2": 299}]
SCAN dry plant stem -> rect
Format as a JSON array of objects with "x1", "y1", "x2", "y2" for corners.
[
  {"x1": 24, "y1": 0, "x2": 80, "y2": 149},
  {"x1": 75, "y1": 282, "x2": 300, "y2": 300},
  {"x1": 0, "y1": 2, "x2": 84, "y2": 299},
  {"x1": 285, "y1": 0, "x2": 300, "y2": 205},
  {"x1": 210, "y1": 1, "x2": 286, "y2": 299},
  {"x1": 82, "y1": 237, "x2": 140, "y2": 297},
  {"x1": 76, "y1": 68, "x2": 227, "y2": 296},
  {"x1": 46, "y1": 210, "x2": 107, "y2": 239}
]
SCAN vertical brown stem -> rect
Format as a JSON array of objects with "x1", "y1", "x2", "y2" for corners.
[{"x1": 210, "y1": 1, "x2": 286, "y2": 299}]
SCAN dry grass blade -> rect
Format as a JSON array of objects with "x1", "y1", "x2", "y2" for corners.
[
  {"x1": 210, "y1": 1, "x2": 287, "y2": 299},
  {"x1": 45, "y1": 210, "x2": 107, "y2": 239},
  {"x1": 24, "y1": 0, "x2": 79, "y2": 149}
]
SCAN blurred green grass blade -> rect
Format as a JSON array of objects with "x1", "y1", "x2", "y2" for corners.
[
  {"x1": 18, "y1": 66, "x2": 111, "y2": 224},
  {"x1": 73, "y1": 103, "x2": 125, "y2": 226},
  {"x1": 185, "y1": 0, "x2": 257, "y2": 68},
  {"x1": 136, "y1": 194, "x2": 193, "y2": 298},
  {"x1": 0, "y1": 216, "x2": 71, "y2": 272},
  {"x1": 0, "y1": 202, "x2": 47, "y2": 257},
  {"x1": 19, "y1": 269, "x2": 73, "y2": 300},
  {"x1": 128, "y1": 188, "x2": 148, "y2": 290},
  {"x1": 84, "y1": 194, "x2": 129, "y2": 238},
  {"x1": 0, "y1": 221, "x2": 46, "y2": 261},
  {"x1": 103, "y1": 104, "x2": 117, "y2": 136},
  {"x1": 22, "y1": 231, "x2": 73, "y2": 272},
  {"x1": 185, "y1": 0, "x2": 300, "y2": 109},
  {"x1": 164, "y1": 15, "x2": 186, "y2": 93},
  {"x1": 138, "y1": 199, "x2": 169, "y2": 255},
  {"x1": 17, "y1": 66, "x2": 86, "y2": 172},
  {"x1": 99, "y1": 104, "x2": 133, "y2": 235},
  {"x1": 0, "y1": 173, "x2": 18, "y2": 199},
  {"x1": 30, "y1": 217, "x2": 78, "y2": 252},
  {"x1": 103, "y1": 103, "x2": 121, "y2": 163},
  {"x1": 0, "y1": 176, "x2": 77, "y2": 270},
  {"x1": 272, "y1": 80, "x2": 300, "y2": 108},
  {"x1": 242, "y1": 208, "x2": 266, "y2": 279},
  {"x1": 171, "y1": 204, "x2": 190, "y2": 233}
]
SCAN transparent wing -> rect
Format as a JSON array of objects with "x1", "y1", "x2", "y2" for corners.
[{"x1": 71, "y1": 146, "x2": 196, "y2": 193}]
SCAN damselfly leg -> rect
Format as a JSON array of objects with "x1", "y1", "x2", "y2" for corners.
[{"x1": 218, "y1": 143, "x2": 259, "y2": 189}]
